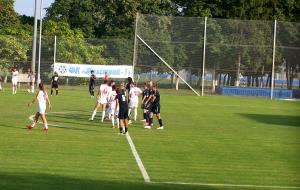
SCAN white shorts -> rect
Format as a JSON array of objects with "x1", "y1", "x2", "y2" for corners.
[
  {"x1": 97, "y1": 98, "x2": 107, "y2": 104},
  {"x1": 38, "y1": 105, "x2": 46, "y2": 114},
  {"x1": 12, "y1": 79, "x2": 18, "y2": 85},
  {"x1": 129, "y1": 100, "x2": 138, "y2": 108},
  {"x1": 109, "y1": 104, "x2": 118, "y2": 115}
]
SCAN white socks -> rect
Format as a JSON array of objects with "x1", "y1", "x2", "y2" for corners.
[
  {"x1": 134, "y1": 108, "x2": 137, "y2": 121},
  {"x1": 31, "y1": 86, "x2": 34, "y2": 93},
  {"x1": 91, "y1": 110, "x2": 97, "y2": 120},
  {"x1": 12, "y1": 86, "x2": 17, "y2": 94},
  {"x1": 31, "y1": 121, "x2": 37, "y2": 128},
  {"x1": 111, "y1": 115, "x2": 115, "y2": 127},
  {"x1": 44, "y1": 123, "x2": 48, "y2": 129},
  {"x1": 117, "y1": 118, "x2": 119, "y2": 128},
  {"x1": 101, "y1": 111, "x2": 105, "y2": 122},
  {"x1": 128, "y1": 108, "x2": 132, "y2": 117}
]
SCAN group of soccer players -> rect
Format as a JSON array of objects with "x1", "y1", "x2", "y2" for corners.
[
  {"x1": 88, "y1": 71, "x2": 164, "y2": 134},
  {"x1": 24, "y1": 69, "x2": 164, "y2": 133}
]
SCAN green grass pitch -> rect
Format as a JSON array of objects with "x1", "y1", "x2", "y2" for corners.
[{"x1": 0, "y1": 86, "x2": 299, "y2": 190}]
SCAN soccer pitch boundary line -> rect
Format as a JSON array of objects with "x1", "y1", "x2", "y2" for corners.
[
  {"x1": 125, "y1": 132, "x2": 151, "y2": 183},
  {"x1": 151, "y1": 181, "x2": 300, "y2": 189},
  {"x1": 28, "y1": 112, "x2": 299, "y2": 189},
  {"x1": 28, "y1": 111, "x2": 151, "y2": 182}
]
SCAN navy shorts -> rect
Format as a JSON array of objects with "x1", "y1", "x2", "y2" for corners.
[{"x1": 151, "y1": 104, "x2": 160, "y2": 114}]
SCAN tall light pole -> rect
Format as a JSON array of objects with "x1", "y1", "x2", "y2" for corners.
[
  {"x1": 37, "y1": 0, "x2": 43, "y2": 85},
  {"x1": 31, "y1": 0, "x2": 39, "y2": 73}
]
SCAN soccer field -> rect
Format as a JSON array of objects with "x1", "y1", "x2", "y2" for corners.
[{"x1": 0, "y1": 86, "x2": 299, "y2": 190}]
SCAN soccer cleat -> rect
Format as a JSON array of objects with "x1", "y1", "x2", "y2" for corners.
[
  {"x1": 144, "y1": 125, "x2": 151, "y2": 129},
  {"x1": 88, "y1": 118, "x2": 94, "y2": 121},
  {"x1": 157, "y1": 126, "x2": 164, "y2": 130},
  {"x1": 141, "y1": 119, "x2": 146, "y2": 122},
  {"x1": 43, "y1": 128, "x2": 48, "y2": 132},
  {"x1": 128, "y1": 120, "x2": 132, "y2": 124},
  {"x1": 26, "y1": 125, "x2": 33, "y2": 129}
]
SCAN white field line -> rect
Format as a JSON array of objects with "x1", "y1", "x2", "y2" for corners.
[
  {"x1": 151, "y1": 181, "x2": 300, "y2": 189},
  {"x1": 125, "y1": 132, "x2": 151, "y2": 183},
  {"x1": 28, "y1": 111, "x2": 80, "y2": 127}
]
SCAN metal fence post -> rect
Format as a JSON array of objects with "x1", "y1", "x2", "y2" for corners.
[
  {"x1": 271, "y1": 20, "x2": 277, "y2": 100},
  {"x1": 201, "y1": 17, "x2": 207, "y2": 96},
  {"x1": 132, "y1": 13, "x2": 139, "y2": 80}
]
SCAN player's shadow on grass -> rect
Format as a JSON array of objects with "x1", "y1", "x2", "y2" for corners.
[
  {"x1": 238, "y1": 113, "x2": 300, "y2": 127},
  {"x1": 0, "y1": 172, "x2": 217, "y2": 190}
]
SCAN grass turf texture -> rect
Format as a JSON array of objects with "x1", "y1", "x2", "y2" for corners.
[{"x1": 0, "y1": 86, "x2": 299, "y2": 190}]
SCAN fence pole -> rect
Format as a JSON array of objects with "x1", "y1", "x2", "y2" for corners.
[
  {"x1": 37, "y1": 0, "x2": 43, "y2": 85},
  {"x1": 271, "y1": 20, "x2": 277, "y2": 100},
  {"x1": 31, "y1": 0, "x2": 38, "y2": 74},
  {"x1": 132, "y1": 13, "x2": 139, "y2": 80},
  {"x1": 201, "y1": 17, "x2": 207, "y2": 96},
  {"x1": 53, "y1": 35, "x2": 57, "y2": 67}
]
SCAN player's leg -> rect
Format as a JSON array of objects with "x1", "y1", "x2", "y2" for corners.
[
  {"x1": 31, "y1": 82, "x2": 34, "y2": 93},
  {"x1": 119, "y1": 119, "x2": 124, "y2": 133},
  {"x1": 40, "y1": 114, "x2": 49, "y2": 132},
  {"x1": 55, "y1": 87, "x2": 58, "y2": 95},
  {"x1": 51, "y1": 87, "x2": 54, "y2": 95},
  {"x1": 133, "y1": 104, "x2": 138, "y2": 121},
  {"x1": 90, "y1": 102, "x2": 100, "y2": 121},
  {"x1": 101, "y1": 103, "x2": 107, "y2": 123},
  {"x1": 27, "y1": 112, "x2": 40, "y2": 129},
  {"x1": 156, "y1": 112, "x2": 164, "y2": 129}
]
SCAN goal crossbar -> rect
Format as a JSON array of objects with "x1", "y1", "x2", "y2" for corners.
[{"x1": 136, "y1": 35, "x2": 201, "y2": 96}]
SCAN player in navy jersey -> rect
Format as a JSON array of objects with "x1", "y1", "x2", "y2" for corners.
[
  {"x1": 141, "y1": 82, "x2": 150, "y2": 122},
  {"x1": 51, "y1": 72, "x2": 59, "y2": 96},
  {"x1": 144, "y1": 85, "x2": 164, "y2": 129},
  {"x1": 89, "y1": 70, "x2": 96, "y2": 98},
  {"x1": 115, "y1": 87, "x2": 129, "y2": 134}
]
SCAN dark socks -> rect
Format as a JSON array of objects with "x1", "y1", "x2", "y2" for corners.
[
  {"x1": 51, "y1": 89, "x2": 53, "y2": 95},
  {"x1": 143, "y1": 113, "x2": 146, "y2": 120},
  {"x1": 158, "y1": 119, "x2": 163, "y2": 127},
  {"x1": 56, "y1": 90, "x2": 58, "y2": 95}
]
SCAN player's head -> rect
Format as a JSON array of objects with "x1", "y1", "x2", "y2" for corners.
[
  {"x1": 143, "y1": 82, "x2": 148, "y2": 89},
  {"x1": 91, "y1": 70, "x2": 94, "y2": 74},
  {"x1": 120, "y1": 82, "x2": 125, "y2": 89},
  {"x1": 112, "y1": 85, "x2": 116, "y2": 91},
  {"x1": 104, "y1": 79, "x2": 108, "y2": 84},
  {"x1": 109, "y1": 80, "x2": 115, "y2": 86},
  {"x1": 127, "y1": 77, "x2": 133, "y2": 83},
  {"x1": 148, "y1": 81, "x2": 153, "y2": 87},
  {"x1": 54, "y1": 71, "x2": 58, "y2": 76},
  {"x1": 116, "y1": 87, "x2": 120, "y2": 94},
  {"x1": 132, "y1": 81, "x2": 136, "y2": 87},
  {"x1": 152, "y1": 85, "x2": 157, "y2": 91},
  {"x1": 38, "y1": 83, "x2": 45, "y2": 91}
]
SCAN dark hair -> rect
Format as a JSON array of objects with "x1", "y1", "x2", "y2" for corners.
[
  {"x1": 116, "y1": 87, "x2": 120, "y2": 94},
  {"x1": 112, "y1": 85, "x2": 116, "y2": 90},
  {"x1": 127, "y1": 77, "x2": 133, "y2": 83},
  {"x1": 91, "y1": 70, "x2": 94, "y2": 73}
]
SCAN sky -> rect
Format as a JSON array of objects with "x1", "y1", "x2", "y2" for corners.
[{"x1": 14, "y1": 0, "x2": 54, "y2": 18}]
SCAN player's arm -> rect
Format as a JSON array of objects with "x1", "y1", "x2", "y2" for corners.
[
  {"x1": 115, "y1": 97, "x2": 119, "y2": 112},
  {"x1": 46, "y1": 95, "x2": 52, "y2": 110}
]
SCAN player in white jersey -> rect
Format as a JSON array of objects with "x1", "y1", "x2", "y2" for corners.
[
  {"x1": 27, "y1": 70, "x2": 35, "y2": 93},
  {"x1": 107, "y1": 85, "x2": 119, "y2": 128},
  {"x1": 104, "y1": 81, "x2": 113, "y2": 118},
  {"x1": 89, "y1": 80, "x2": 110, "y2": 122},
  {"x1": 27, "y1": 83, "x2": 52, "y2": 132},
  {"x1": 128, "y1": 82, "x2": 142, "y2": 121},
  {"x1": 11, "y1": 68, "x2": 19, "y2": 94}
]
